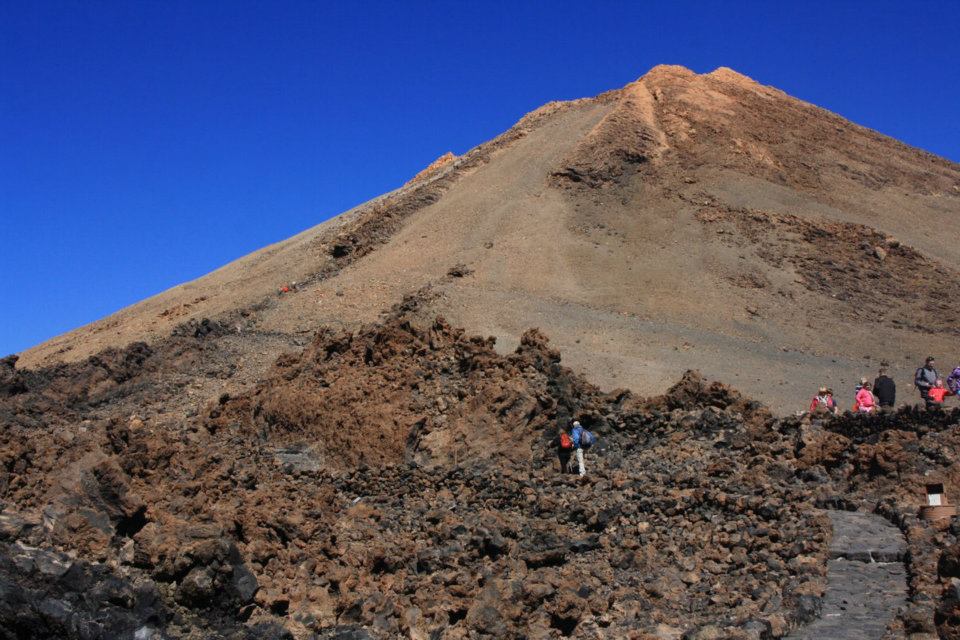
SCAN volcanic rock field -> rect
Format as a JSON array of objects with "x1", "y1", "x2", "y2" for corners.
[{"x1": 4, "y1": 308, "x2": 960, "y2": 638}]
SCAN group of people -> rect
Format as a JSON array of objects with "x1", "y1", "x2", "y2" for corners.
[
  {"x1": 552, "y1": 356, "x2": 959, "y2": 478},
  {"x1": 810, "y1": 356, "x2": 960, "y2": 415},
  {"x1": 555, "y1": 420, "x2": 596, "y2": 477}
]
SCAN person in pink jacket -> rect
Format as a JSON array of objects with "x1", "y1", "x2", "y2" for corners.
[{"x1": 855, "y1": 382, "x2": 877, "y2": 413}]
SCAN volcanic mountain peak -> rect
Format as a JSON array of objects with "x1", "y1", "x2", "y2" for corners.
[
  {"x1": 630, "y1": 64, "x2": 765, "y2": 94},
  {"x1": 17, "y1": 64, "x2": 960, "y2": 414}
]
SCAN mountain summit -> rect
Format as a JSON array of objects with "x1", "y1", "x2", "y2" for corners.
[{"x1": 20, "y1": 65, "x2": 960, "y2": 411}]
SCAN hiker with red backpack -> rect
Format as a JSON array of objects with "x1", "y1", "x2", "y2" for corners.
[
  {"x1": 570, "y1": 420, "x2": 596, "y2": 477},
  {"x1": 557, "y1": 426, "x2": 574, "y2": 473}
]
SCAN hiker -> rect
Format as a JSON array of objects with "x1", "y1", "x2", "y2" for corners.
[
  {"x1": 852, "y1": 377, "x2": 868, "y2": 411},
  {"x1": 927, "y1": 379, "x2": 953, "y2": 407},
  {"x1": 947, "y1": 366, "x2": 960, "y2": 403},
  {"x1": 854, "y1": 382, "x2": 877, "y2": 413},
  {"x1": 556, "y1": 426, "x2": 573, "y2": 473},
  {"x1": 873, "y1": 365, "x2": 897, "y2": 408},
  {"x1": 809, "y1": 386, "x2": 836, "y2": 414},
  {"x1": 915, "y1": 356, "x2": 940, "y2": 408},
  {"x1": 571, "y1": 420, "x2": 595, "y2": 477},
  {"x1": 853, "y1": 376, "x2": 867, "y2": 395}
]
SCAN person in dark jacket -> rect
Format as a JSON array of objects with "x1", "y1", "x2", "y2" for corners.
[
  {"x1": 874, "y1": 365, "x2": 896, "y2": 408},
  {"x1": 915, "y1": 356, "x2": 939, "y2": 408}
]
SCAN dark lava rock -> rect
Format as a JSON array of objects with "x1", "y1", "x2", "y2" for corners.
[{"x1": 3, "y1": 311, "x2": 958, "y2": 637}]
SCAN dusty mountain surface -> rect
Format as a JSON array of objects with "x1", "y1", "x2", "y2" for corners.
[
  {"x1": 4, "y1": 308, "x2": 960, "y2": 639},
  {"x1": 17, "y1": 65, "x2": 960, "y2": 413}
]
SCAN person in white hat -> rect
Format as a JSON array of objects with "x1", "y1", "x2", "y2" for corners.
[{"x1": 571, "y1": 420, "x2": 586, "y2": 477}]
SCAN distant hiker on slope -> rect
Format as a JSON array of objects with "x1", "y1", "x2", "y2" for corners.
[
  {"x1": 915, "y1": 356, "x2": 940, "y2": 408},
  {"x1": 809, "y1": 386, "x2": 836, "y2": 415},
  {"x1": 570, "y1": 421, "x2": 595, "y2": 478},
  {"x1": 556, "y1": 426, "x2": 574, "y2": 474},
  {"x1": 854, "y1": 382, "x2": 877, "y2": 413},
  {"x1": 874, "y1": 364, "x2": 896, "y2": 408},
  {"x1": 927, "y1": 379, "x2": 953, "y2": 407}
]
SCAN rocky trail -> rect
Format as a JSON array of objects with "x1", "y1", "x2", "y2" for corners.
[{"x1": 786, "y1": 511, "x2": 907, "y2": 640}]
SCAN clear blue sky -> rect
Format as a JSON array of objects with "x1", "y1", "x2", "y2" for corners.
[{"x1": 2, "y1": 1, "x2": 958, "y2": 357}]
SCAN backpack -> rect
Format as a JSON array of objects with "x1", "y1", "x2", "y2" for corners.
[
  {"x1": 948, "y1": 367, "x2": 960, "y2": 394},
  {"x1": 559, "y1": 432, "x2": 573, "y2": 449},
  {"x1": 580, "y1": 430, "x2": 596, "y2": 449}
]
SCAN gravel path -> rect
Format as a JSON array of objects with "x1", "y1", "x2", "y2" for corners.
[{"x1": 786, "y1": 511, "x2": 907, "y2": 640}]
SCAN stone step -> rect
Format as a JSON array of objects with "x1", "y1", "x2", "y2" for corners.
[
  {"x1": 785, "y1": 512, "x2": 908, "y2": 640},
  {"x1": 826, "y1": 511, "x2": 907, "y2": 562}
]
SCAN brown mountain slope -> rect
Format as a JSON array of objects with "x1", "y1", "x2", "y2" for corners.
[{"x1": 19, "y1": 65, "x2": 960, "y2": 412}]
